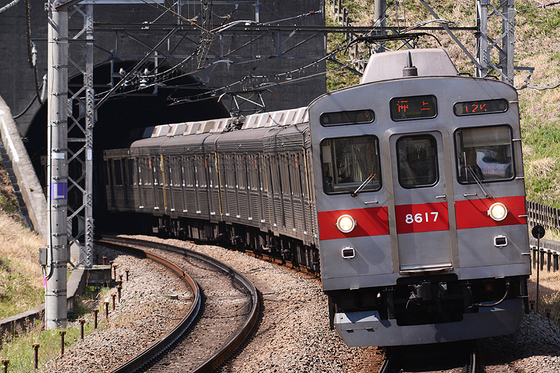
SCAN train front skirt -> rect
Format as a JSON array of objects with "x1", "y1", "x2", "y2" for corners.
[{"x1": 334, "y1": 299, "x2": 524, "y2": 346}]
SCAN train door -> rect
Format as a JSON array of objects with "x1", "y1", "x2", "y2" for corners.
[{"x1": 390, "y1": 132, "x2": 453, "y2": 273}]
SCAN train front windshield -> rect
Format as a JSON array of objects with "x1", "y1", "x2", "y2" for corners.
[
  {"x1": 321, "y1": 136, "x2": 381, "y2": 194},
  {"x1": 455, "y1": 125, "x2": 514, "y2": 183}
]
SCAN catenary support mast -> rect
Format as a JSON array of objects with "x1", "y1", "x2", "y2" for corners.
[{"x1": 46, "y1": 0, "x2": 68, "y2": 329}]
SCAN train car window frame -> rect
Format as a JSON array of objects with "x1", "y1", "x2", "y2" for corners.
[
  {"x1": 280, "y1": 154, "x2": 291, "y2": 196},
  {"x1": 390, "y1": 95, "x2": 437, "y2": 121},
  {"x1": 321, "y1": 135, "x2": 381, "y2": 195},
  {"x1": 455, "y1": 125, "x2": 515, "y2": 184},
  {"x1": 396, "y1": 135, "x2": 439, "y2": 189},
  {"x1": 453, "y1": 99, "x2": 508, "y2": 116},
  {"x1": 320, "y1": 109, "x2": 375, "y2": 127}
]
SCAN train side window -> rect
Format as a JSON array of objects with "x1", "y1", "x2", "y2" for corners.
[
  {"x1": 137, "y1": 159, "x2": 143, "y2": 186},
  {"x1": 397, "y1": 135, "x2": 438, "y2": 188},
  {"x1": 236, "y1": 155, "x2": 247, "y2": 190},
  {"x1": 248, "y1": 154, "x2": 259, "y2": 191},
  {"x1": 455, "y1": 125, "x2": 514, "y2": 183},
  {"x1": 185, "y1": 156, "x2": 194, "y2": 187},
  {"x1": 225, "y1": 155, "x2": 236, "y2": 188},
  {"x1": 103, "y1": 160, "x2": 110, "y2": 186},
  {"x1": 113, "y1": 159, "x2": 123, "y2": 186},
  {"x1": 208, "y1": 154, "x2": 217, "y2": 188},
  {"x1": 292, "y1": 154, "x2": 302, "y2": 197},
  {"x1": 198, "y1": 156, "x2": 207, "y2": 188},
  {"x1": 321, "y1": 136, "x2": 381, "y2": 194},
  {"x1": 181, "y1": 157, "x2": 186, "y2": 187},
  {"x1": 320, "y1": 109, "x2": 375, "y2": 126},
  {"x1": 128, "y1": 159, "x2": 135, "y2": 186},
  {"x1": 144, "y1": 158, "x2": 153, "y2": 185},
  {"x1": 281, "y1": 155, "x2": 291, "y2": 195}
]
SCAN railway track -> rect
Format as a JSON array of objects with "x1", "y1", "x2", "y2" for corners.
[
  {"x1": 378, "y1": 341, "x2": 479, "y2": 373},
  {"x1": 97, "y1": 236, "x2": 261, "y2": 373}
]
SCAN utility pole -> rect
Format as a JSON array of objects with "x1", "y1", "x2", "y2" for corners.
[
  {"x1": 374, "y1": 0, "x2": 386, "y2": 53},
  {"x1": 46, "y1": 0, "x2": 68, "y2": 329},
  {"x1": 476, "y1": 0, "x2": 515, "y2": 84}
]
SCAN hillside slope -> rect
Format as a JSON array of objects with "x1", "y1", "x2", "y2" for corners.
[
  {"x1": 0, "y1": 162, "x2": 44, "y2": 318},
  {"x1": 326, "y1": 0, "x2": 560, "y2": 208}
]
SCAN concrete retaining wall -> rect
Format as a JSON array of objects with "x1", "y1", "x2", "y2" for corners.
[
  {"x1": 0, "y1": 95, "x2": 48, "y2": 241},
  {"x1": 0, "y1": 268, "x2": 87, "y2": 336}
]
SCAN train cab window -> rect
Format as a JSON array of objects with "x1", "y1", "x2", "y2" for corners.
[
  {"x1": 455, "y1": 125, "x2": 514, "y2": 183},
  {"x1": 397, "y1": 135, "x2": 438, "y2": 188},
  {"x1": 321, "y1": 136, "x2": 381, "y2": 194}
]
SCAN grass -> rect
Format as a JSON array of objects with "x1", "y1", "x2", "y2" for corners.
[
  {"x1": 0, "y1": 155, "x2": 113, "y2": 371},
  {"x1": 0, "y1": 163, "x2": 44, "y2": 318},
  {"x1": 0, "y1": 285, "x2": 111, "y2": 372},
  {"x1": 528, "y1": 269, "x2": 560, "y2": 324}
]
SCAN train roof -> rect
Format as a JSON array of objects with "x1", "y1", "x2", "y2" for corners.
[
  {"x1": 360, "y1": 48, "x2": 458, "y2": 84},
  {"x1": 134, "y1": 107, "x2": 309, "y2": 142}
]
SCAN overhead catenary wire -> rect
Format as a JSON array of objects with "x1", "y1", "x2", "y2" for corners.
[
  {"x1": 0, "y1": 0, "x2": 21, "y2": 14},
  {"x1": 85, "y1": 0, "x2": 560, "y2": 109}
]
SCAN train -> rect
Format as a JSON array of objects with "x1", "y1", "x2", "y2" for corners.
[{"x1": 102, "y1": 48, "x2": 531, "y2": 347}]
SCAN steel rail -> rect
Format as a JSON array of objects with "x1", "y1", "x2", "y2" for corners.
[
  {"x1": 98, "y1": 235, "x2": 261, "y2": 373},
  {"x1": 96, "y1": 237, "x2": 201, "y2": 373}
]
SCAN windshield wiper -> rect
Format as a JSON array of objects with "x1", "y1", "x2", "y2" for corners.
[
  {"x1": 466, "y1": 165, "x2": 491, "y2": 198},
  {"x1": 352, "y1": 173, "x2": 376, "y2": 197}
]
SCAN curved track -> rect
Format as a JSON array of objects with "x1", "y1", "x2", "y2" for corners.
[{"x1": 98, "y1": 236, "x2": 261, "y2": 373}]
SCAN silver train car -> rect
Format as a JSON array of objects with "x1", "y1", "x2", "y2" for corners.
[{"x1": 103, "y1": 48, "x2": 531, "y2": 347}]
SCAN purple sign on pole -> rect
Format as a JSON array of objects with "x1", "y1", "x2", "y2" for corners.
[{"x1": 51, "y1": 182, "x2": 67, "y2": 200}]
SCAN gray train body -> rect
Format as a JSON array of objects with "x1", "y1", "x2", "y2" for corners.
[{"x1": 103, "y1": 49, "x2": 531, "y2": 347}]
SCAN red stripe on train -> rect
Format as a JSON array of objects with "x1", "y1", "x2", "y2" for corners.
[
  {"x1": 318, "y1": 207, "x2": 389, "y2": 240},
  {"x1": 318, "y1": 196, "x2": 526, "y2": 241},
  {"x1": 455, "y1": 195, "x2": 527, "y2": 229}
]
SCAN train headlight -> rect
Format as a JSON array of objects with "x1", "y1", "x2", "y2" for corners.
[
  {"x1": 488, "y1": 202, "x2": 508, "y2": 222},
  {"x1": 336, "y1": 214, "x2": 356, "y2": 233}
]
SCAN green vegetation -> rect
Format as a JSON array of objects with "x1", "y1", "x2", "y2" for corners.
[
  {"x1": 325, "y1": 0, "x2": 560, "y2": 211},
  {"x1": 0, "y1": 161, "x2": 44, "y2": 318},
  {"x1": 0, "y1": 286, "x2": 110, "y2": 372}
]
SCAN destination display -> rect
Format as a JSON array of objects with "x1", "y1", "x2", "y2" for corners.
[
  {"x1": 390, "y1": 95, "x2": 437, "y2": 121},
  {"x1": 453, "y1": 99, "x2": 508, "y2": 116}
]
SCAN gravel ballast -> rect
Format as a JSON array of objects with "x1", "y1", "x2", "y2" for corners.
[{"x1": 40, "y1": 236, "x2": 560, "y2": 372}]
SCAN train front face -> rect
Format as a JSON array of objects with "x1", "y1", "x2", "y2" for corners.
[{"x1": 310, "y1": 71, "x2": 530, "y2": 347}]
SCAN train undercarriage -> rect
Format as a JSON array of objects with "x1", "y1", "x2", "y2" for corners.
[{"x1": 145, "y1": 214, "x2": 321, "y2": 273}]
